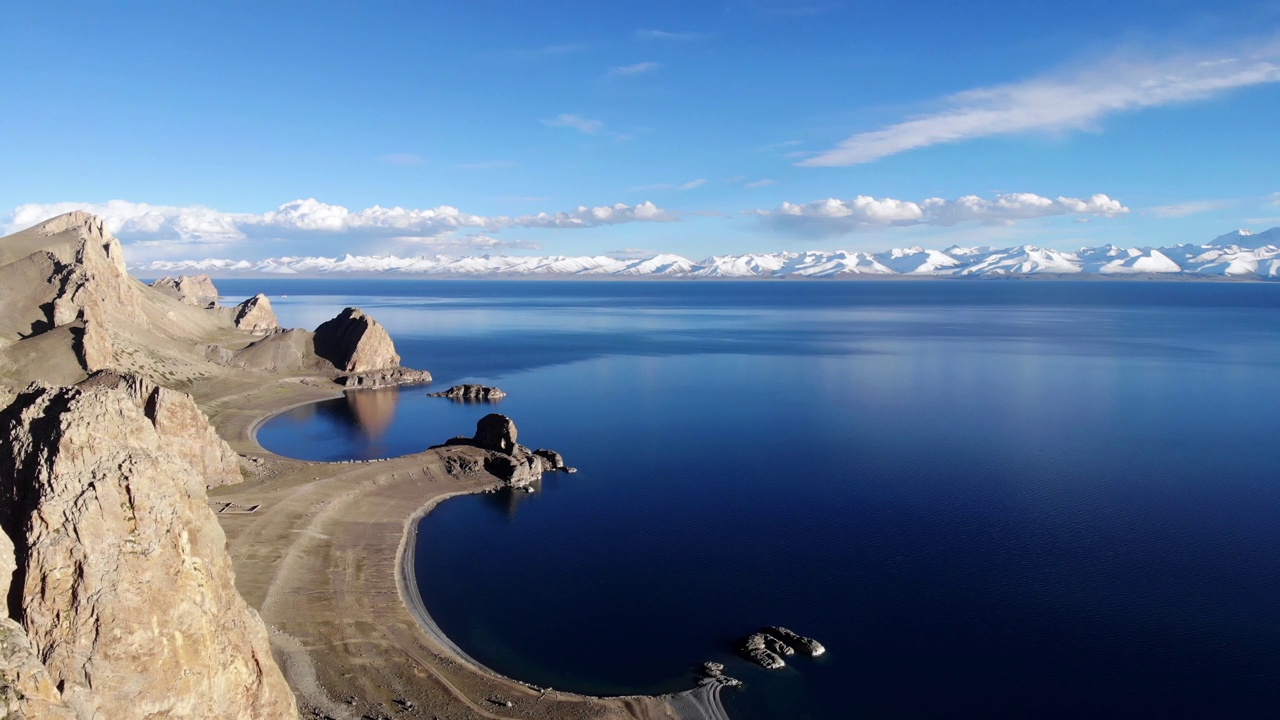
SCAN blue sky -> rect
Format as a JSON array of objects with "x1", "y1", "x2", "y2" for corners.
[{"x1": 3, "y1": 0, "x2": 1279, "y2": 261}]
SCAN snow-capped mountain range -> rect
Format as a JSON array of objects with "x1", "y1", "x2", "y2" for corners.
[{"x1": 134, "y1": 228, "x2": 1280, "y2": 279}]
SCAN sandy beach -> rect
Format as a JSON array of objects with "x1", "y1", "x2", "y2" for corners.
[{"x1": 200, "y1": 376, "x2": 727, "y2": 720}]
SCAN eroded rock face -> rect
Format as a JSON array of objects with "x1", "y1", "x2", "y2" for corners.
[
  {"x1": 0, "y1": 529, "x2": 77, "y2": 720},
  {"x1": 441, "y1": 414, "x2": 565, "y2": 488},
  {"x1": 475, "y1": 413, "x2": 518, "y2": 453},
  {"x1": 737, "y1": 633, "x2": 786, "y2": 669},
  {"x1": 0, "y1": 372, "x2": 295, "y2": 719},
  {"x1": 233, "y1": 293, "x2": 279, "y2": 332},
  {"x1": 533, "y1": 448, "x2": 565, "y2": 470},
  {"x1": 150, "y1": 274, "x2": 220, "y2": 308},
  {"x1": 765, "y1": 626, "x2": 825, "y2": 656},
  {"x1": 40, "y1": 212, "x2": 149, "y2": 336},
  {"x1": 313, "y1": 307, "x2": 401, "y2": 373},
  {"x1": 427, "y1": 384, "x2": 506, "y2": 401}
]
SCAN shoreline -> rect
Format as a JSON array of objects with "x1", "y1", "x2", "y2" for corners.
[{"x1": 202, "y1": 375, "x2": 729, "y2": 720}]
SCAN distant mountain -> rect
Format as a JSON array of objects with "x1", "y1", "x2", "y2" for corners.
[{"x1": 133, "y1": 228, "x2": 1280, "y2": 280}]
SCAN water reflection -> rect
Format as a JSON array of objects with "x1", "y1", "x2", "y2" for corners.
[{"x1": 315, "y1": 388, "x2": 400, "y2": 439}]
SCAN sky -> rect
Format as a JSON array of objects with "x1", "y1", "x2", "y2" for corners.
[{"x1": 2, "y1": 0, "x2": 1279, "y2": 262}]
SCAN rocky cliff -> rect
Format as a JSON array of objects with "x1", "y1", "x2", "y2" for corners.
[
  {"x1": 313, "y1": 307, "x2": 401, "y2": 373},
  {"x1": 1, "y1": 528, "x2": 77, "y2": 719},
  {"x1": 233, "y1": 293, "x2": 280, "y2": 332},
  {"x1": 0, "y1": 372, "x2": 296, "y2": 719}
]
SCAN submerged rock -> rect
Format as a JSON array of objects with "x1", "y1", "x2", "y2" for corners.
[{"x1": 428, "y1": 384, "x2": 507, "y2": 401}]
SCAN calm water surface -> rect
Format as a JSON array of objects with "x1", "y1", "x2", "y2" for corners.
[{"x1": 244, "y1": 280, "x2": 1280, "y2": 719}]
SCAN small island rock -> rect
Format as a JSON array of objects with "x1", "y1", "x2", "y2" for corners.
[
  {"x1": 736, "y1": 633, "x2": 786, "y2": 670},
  {"x1": 764, "y1": 626, "x2": 825, "y2": 657},
  {"x1": 427, "y1": 384, "x2": 506, "y2": 401}
]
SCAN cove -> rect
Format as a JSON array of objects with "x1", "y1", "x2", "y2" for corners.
[{"x1": 249, "y1": 280, "x2": 1280, "y2": 719}]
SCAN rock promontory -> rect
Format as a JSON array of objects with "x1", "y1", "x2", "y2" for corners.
[
  {"x1": 0, "y1": 371, "x2": 296, "y2": 719},
  {"x1": 314, "y1": 306, "x2": 401, "y2": 373},
  {"x1": 232, "y1": 293, "x2": 280, "y2": 332},
  {"x1": 427, "y1": 384, "x2": 506, "y2": 401},
  {"x1": 441, "y1": 413, "x2": 565, "y2": 487},
  {"x1": 736, "y1": 626, "x2": 825, "y2": 669}
]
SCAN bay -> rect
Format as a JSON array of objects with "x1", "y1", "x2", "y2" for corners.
[{"x1": 242, "y1": 279, "x2": 1280, "y2": 719}]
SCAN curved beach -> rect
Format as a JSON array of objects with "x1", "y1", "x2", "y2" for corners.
[{"x1": 201, "y1": 377, "x2": 729, "y2": 720}]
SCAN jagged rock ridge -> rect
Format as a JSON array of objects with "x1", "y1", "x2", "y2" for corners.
[{"x1": 0, "y1": 372, "x2": 296, "y2": 719}]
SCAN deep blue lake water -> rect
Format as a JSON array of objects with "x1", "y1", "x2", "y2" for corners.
[{"x1": 239, "y1": 279, "x2": 1280, "y2": 719}]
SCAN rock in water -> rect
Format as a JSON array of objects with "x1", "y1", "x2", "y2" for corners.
[
  {"x1": 149, "y1": 274, "x2": 220, "y2": 308},
  {"x1": 474, "y1": 413, "x2": 518, "y2": 453},
  {"x1": 736, "y1": 633, "x2": 786, "y2": 669},
  {"x1": 0, "y1": 372, "x2": 296, "y2": 719},
  {"x1": 313, "y1": 306, "x2": 401, "y2": 373},
  {"x1": 533, "y1": 448, "x2": 566, "y2": 470},
  {"x1": 233, "y1": 293, "x2": 280, "y2": 332},
  {"x1": 427, "y1": 384, "x2": 506, "y2": 401},
  {"x1": 764, "y1": 626, "x2": 826, "y2": 656}
]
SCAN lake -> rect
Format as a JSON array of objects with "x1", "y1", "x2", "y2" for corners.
[{"x1": 241, "y1": 279, "x2": 1280, "y2": 719}]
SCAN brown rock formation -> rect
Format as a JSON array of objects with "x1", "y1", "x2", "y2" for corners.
[
  {"x1": 441, "y1": 414, "x2": 563, "y2": 487},
  {"x1": 474, "y1": 413, "x2": 518, "y2": 453},
  {"x1": 233, "y1": 293, "x2": 279, "y2": 332},
  {"x1": 313, "y1": 307, "x2": 401, "y2": 373},
  {"x1": 1, "y1": 529, "x2": 77, "y2": 720},
  {"x1": 0, "y1": 372, "x2": 296, "y2": 719},
  {"x1": 149, "y1": 274, "x2": 220, "y2": 308},
  {"x1": 427, "y1": 384, "x2": 506, "y2": 401}
]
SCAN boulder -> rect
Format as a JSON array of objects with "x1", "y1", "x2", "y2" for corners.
[
  {"x1": 232, "y1": 293, "x2": 279, "y2": 332},
  {"x1": 427, "y1": 384, "x2": 506, "y2": 401},
  {"x1": 313, "y1": 307, "x2": 401, "y2": 373},
  {"x1": 149, "y1": 274, "x2": 220, "y2": 308},
  {"x1": 0, "y1": 372, "x2": 296, "y2": 719},
  {"x1": 475, "y1": 413, "x2": 518, "y2": 453}
]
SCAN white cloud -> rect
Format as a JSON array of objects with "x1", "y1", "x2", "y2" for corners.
[
  {"x1": 609, "y1": 62, "x2": 660, "y2": 77},
  {"x1": 395, "y1": 233, "x2": 542, "y2": 252},
  {"x1": 2, "y1": 198, "x2": 678, "y2": 246},
  {"x1": 760, "y1": 192, "x2": 1128, "y2": 236},
  {"x1": 1269, "y1": 192, "x2": 1280, "y2": 206},
  {"x1": 801, "y1": 45, "x2": 1280, "y2": 166},
  {"x1": 1148, "y1": 200, "x2": 1234, "y2": 218},
  {"x1": 542, "y1": 113, "x2": 603, "y2": 134},
  {"x1": 746, "y1": 179, "x2": 778, "y2": 188}
]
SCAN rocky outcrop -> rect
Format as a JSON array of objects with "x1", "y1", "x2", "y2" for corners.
[
  {"x1": 42, "y1": 212, "x2": 150, "y2": 332},
  {"x1": 533, "y1": 448, "x2": 566, "y2": 471},
  {"x1": 313, "y1": 307, "x2": 401, "y2": 373},
  {"x1": 474, "y1": 413, "x2": 518, "y2": 453},
  {"x1": 441, "y1": 414, "x2": 564, "y2": 488},
  {"x1": 765, "y1": 626, "x2": 825, "y2": 656},
  {"x1": 336, "y1": 366, "x2": 433, "y2": 388},
  {"x1": 150, "y1": 274, "x2": 220, "y2": 308},
  {"x1": 736, "y1": 627, "x2": 826, "y2": 669},
  {"x1": 428, "y1": 384, "x2": 506, "y2": 401},
  {"x1": 0, "y1": 372, "x2": 295, "y2": 719},
  {"x1": 232, "y1": 293, "x2": 279, "y2": 332},
  {"x1": 1, "y1": 529, "x2": 78, "y2": 720},
  {"x1": 737, "y1": 633, "x2": 787, "y2": 669}
]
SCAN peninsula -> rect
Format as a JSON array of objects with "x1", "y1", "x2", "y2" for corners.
[{"x1": 0, "y1": 213, "x2": 726, "y2": 719}]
